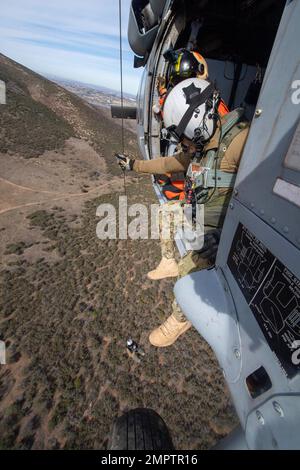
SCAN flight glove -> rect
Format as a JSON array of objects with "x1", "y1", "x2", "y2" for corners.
[{"x1": 115, "y1": 153, "x2": 135, "y2": 171}]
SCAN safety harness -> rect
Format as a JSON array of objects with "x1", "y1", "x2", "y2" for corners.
[
  {"x1": 188, "y1": 107, "x2": 248, "y2": 221},
  {"x1": 157, "y1": 175, "x2": 185, "y2": 200},
  {"x1": 196, "y1": 107, "x2": 247, "y2": 192},
  {"x1": 159, "y1": 108, "x2": 247, "y2": 202}
]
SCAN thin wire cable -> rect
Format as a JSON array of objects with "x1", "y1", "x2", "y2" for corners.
[
  {"x1": 118, "y1": 0, "x2": 125, "y2": 153},
  {"x1": 118, "y1": 0, "x2": 127, "y2": 194}
]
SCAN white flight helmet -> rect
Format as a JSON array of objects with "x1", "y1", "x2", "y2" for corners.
[{"x1": 163, "y1": 77, "x2": 218, "y2": 143}]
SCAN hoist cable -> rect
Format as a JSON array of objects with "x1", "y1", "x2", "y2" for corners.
[{"x1": 118, "y1": 0, "x2": 126, "y2": 194}]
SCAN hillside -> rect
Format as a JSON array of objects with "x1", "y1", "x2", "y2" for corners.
[
  {"x1": 0, "y1": 54, "x2": 237, "y2": 450},
  {"x1": 0, "y1": 53, "x2": 136, "y2": 171}
]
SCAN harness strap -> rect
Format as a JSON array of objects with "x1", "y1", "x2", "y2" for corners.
[
  {"x1": 205, "y1": 149, "x2": 216, "y2": 173},
  {"x1": 205, "y1": 107, "x2": 245, "y2": 151},
  {"x1": 220, "y1": 107, "x2": 245, "y2": 140},
  {"x1": 206, "y1": 170, "x2": 237, "y2": 188},
  {"x1": 197, "y1": 111, "x2": 248, "y2": 189},
  {"x1": 173, "y1": 82, "x2": 215, "y2": 139},
  {"x1": 218, "y1": 122, "x2": 248, "y2": 160},
  {"x1": 209, "y1": 107, "x2": 246, "y2": 169},
  {"x1": 161, "y1": 183, "x2": 183, "y2": 194}
]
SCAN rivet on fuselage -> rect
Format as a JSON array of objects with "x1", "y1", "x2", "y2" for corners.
[
  {"x1": 256, "y1": 410, "x2": 265, "y2": 425},
  {"x1": 234, "y1": 349, "x2": 241, "y2": 359}
]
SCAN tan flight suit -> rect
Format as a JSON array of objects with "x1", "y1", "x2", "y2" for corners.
[{"x1": 133, "y1": 123, "x2": 249, "y2": 322}]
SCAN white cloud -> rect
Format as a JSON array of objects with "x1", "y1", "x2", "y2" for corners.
[
  {"x1": 2, "y1": 0, "x2": 130, "y2": 38},
  {"x1": 0, "y1": 39, "x2": 140, "y2": 94},
  {"x1": 0, "y1": 0, "x2": 143, "y2": 94}
]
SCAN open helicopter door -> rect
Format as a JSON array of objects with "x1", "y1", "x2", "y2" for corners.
[{"x1": 174, "y1": 0, "x2": 300, "y2": 450}]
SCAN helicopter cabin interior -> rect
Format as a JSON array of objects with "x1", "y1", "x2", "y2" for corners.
[{"x1": 129, "y1": 0, "x2": 286, "y2": 158}]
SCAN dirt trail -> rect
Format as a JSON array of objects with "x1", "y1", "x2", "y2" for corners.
[
  {"x1": 0, "y1": 176, "x2": 123, "y2": 215},
  {"x1": 0, "y1": 177, "x2": 63, "y2": 194},
  {"x1": 0, "y1": 134, "x2": 133, "y2": 216}
]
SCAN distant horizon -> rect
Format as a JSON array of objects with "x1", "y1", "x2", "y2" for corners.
[
  {"x1": 0, "y1": 50, "x2": 137, "y2": 100},
  {"x1": 0, "y1": 0, "x2": 143, "y2": 95},
  {"x1": 47, "y1": 73, "x2": 137, "y2": 100}
]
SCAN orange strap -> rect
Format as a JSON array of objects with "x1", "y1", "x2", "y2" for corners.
[
  {"x1": 161, "y1": 179, "x2": 185, "y2": 200},
  {"x1": 218, "y1": 99, "x2": 229, "y2": 116},
  {"x1": 163, "y1": 190, "x2": 185, "y2": 201},
  {"x1": 170, "y1": 180, "x2": 185, "y2": 190}
]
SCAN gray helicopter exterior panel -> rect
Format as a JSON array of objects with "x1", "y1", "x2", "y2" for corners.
[
  {"x1": 128, "y1": 0, "x2": 172, "y2": 59},
  {"x1": 234, "y1": 0, "x2": 300, "y2": 249},
  {"x1": 213, "y1": 426, "x2": 249, "y2": 450},
  {"x1": 128, "y1": 3, "x2": 159, "y2": 57},
  {"x1": 175, "y1": 0, "x2": 300, "y2": 449},
  {"x1": 176, "y1": 198, "x2": 300, "y2": 449},
  {"x1": 218, "y1": 200, "x2": 300, "y2": 385},
  {"x1": 150, "y1": 0, "x2": 168, "y2": 18}
]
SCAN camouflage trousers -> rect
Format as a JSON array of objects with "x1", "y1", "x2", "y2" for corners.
[
  {"x1": 158, "y1": 200, "x2": 183, "y2": 259},
  {"x1": 158, "y1": 193, "x2": 231, "y2": 322},
  {"x1": 158, "y1": 200, "x2": 212, "y2": 322},
  {"x1": 158, "y1": 192, "x2": 231, "y2": 259}
]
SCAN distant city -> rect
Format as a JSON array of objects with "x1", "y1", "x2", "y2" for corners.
[{"x1": 47, "y1": 76, "x2": 136, "y2": 110}]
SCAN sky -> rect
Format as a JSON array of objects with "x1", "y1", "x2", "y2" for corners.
[{"x1": 0, "y1": 0, "x2": 143, "y2": 95}]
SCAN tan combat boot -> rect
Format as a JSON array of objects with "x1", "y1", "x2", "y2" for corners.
[
  {"x1": 147, "y1": 257, "x2": 179, "y2": 280},
  {"x1": 149, "y1": 314, "x2": 192, "y2": 347}
]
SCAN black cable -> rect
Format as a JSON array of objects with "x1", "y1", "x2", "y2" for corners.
[
  {"x1": 118, "y1": 0, "x2": 126, "y2": 194},
  {"x1": 118, "y1": 0, "x2": 125, "y2": 154}
]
